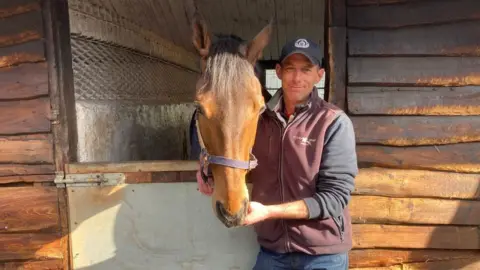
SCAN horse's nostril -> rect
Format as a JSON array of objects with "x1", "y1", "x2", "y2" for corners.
[{"x1": 216, "y1": 201, "x2": 228, "y2": 219}]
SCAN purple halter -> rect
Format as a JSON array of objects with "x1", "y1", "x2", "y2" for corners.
[{"x1": 194, "y1": 110, "x2": 259, "y2": 185}]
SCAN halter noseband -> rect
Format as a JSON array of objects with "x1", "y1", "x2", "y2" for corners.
[{"x1": 194, "y1": 109, "x2": 259, "y2": 185}]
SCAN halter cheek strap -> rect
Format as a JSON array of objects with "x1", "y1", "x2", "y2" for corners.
[{"x1": 195, "y1": 110, "x2": 259, "y2": 185}]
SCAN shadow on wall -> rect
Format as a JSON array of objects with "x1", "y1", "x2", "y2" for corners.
[{"x1": 75, "y1": 101, "x2": 197, "y2": 162}]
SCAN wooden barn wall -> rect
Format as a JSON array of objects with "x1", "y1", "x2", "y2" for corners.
[
  {"x1": 326, "y1": 0, "x2": 480, "y2": 269},
  {"x1": 0, "y1": 0, "x2": 72, "y2": 269},
  {"x1": 67, "y1": 0, "x2": 200, "y2": 163}
]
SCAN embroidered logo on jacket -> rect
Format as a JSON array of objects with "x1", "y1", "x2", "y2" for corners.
[{"x1": 294, "y1": 135, "x2": 316, "y2": 146}]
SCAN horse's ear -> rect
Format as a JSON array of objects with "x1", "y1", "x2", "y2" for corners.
[
  {"x1": 245, "y1": 21, "x2": 273, "y2": 64},
  {"x1": 191, "y1": 11, "x2": 211, "y2": 57}
]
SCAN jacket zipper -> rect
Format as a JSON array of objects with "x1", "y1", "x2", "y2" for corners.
[
  {"x1": 276, "y1": 112, "x2": 300, "y2": 253},
  {"x1": 333, "y1": 215, "x2": 345, "y2": 242}
]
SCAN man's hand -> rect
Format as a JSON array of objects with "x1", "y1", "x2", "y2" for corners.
[
  {"x1": 243, "y1": 201, "x2": 271, "y2": 225},
  {"x1": 196, "y1": 170, "x2": 213, "y2": 196}
]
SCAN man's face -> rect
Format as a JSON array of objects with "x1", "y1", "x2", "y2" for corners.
[{"x1": 275, "y1": 53, "x2": 324, "y2": 105}]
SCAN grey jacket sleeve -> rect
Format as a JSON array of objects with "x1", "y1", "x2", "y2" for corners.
[{"x1": 303, "y1": 112, "x2": 358, "y2": 219}]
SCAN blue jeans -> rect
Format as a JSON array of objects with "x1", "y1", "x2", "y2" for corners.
[{"x1": 252, "y1": 247, "x2": 349, "y2": 270}]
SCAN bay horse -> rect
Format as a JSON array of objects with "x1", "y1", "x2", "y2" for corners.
[{"x1": 190, "y1": 10, "x2": 272, "y2": 227}]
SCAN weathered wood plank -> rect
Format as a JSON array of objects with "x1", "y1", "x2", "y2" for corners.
[
  {"x1": 0, "y1": 233, "x2": 62, "y2": 261},
  {"x1": 352, "y1": 224, "x2": 480, "y2": 249},
  {"x1": 350, "y1": 258, "x2": 480, "y2": 270},
  {"x1": 0, "y1": 164, "x2": 54, "y2": 177},
  {"x1": 0, "y1": 40, "x2": 45, "y2": 68},
  {"x1": 349, "y1": 249, "x2": 480, "y2": 268},
  {"x1": 124, "y1": 171, "x2": 197, "y2": 183},
  {"x1": 348, "y1": 57, "x2": 480, "y2": 86},
  {"x1": 328, "y1": 0, "x2": 346, "y2": 26},
  {"x1": 0, "y1": 174, "x2": 54, "y2": 184},
  {"x1": 0, "y1": 187, "x2": 59, "y2": 233},
  {"x1": 352, "y1": 116, "x2": 480, "y2": 145},
  {"x1": 0, "y1": 97, "x2": 51, "y2": 135},
  {"x1": 44, "y1": 0, "x2": 78, "y2": 176},
  {"x1": 0, "y1": 9, "x2": 43, "y2": 47},
  {"x1": 357, "y1": 143, "x2": 480, "y2": 173},
  {"x1": 349, "y1": 21, "x2": 480, "y2": 56},
  {"x1": 327, "y1": 27, "x2": 347, "y2": 109},
  {"x1": 351, "y1": 196, "x2": 480, "y2": 225},
  {"x1": 0, "y1": 259, "x2": 63, "y2": 270},
  {"x1": 0, "y1": 134, "x2": 54, "y2": 164},
  {"x1": 348, "y1": 86, "x2": 480, "y2": 115},
  {"x1": 0, "y1": 62, "x2": 49, "y2": 100},
  {"x1": 347, "y1": 0, "x2": 426, "y2": 5},
  {"x1": 354, "y1": 168, "x2": 480, "y2": 200},
  {"x1": 0, "y1": 0, "x2": 40, "y2": 19},
  {"x1": 66, "y1": 160, "x2": 198, "y2": 174},
  {"x1": 347, "y1": 0, "x2": 480, "y2": 28}
]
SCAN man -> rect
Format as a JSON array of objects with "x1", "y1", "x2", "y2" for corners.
[{"x1": 191, "y1": 38, "x2": 358, "y2": 270}]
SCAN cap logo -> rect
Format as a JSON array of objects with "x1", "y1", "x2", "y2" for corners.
[{"x1": 294, "y1": 39, "x2": 309, "y2": 48}]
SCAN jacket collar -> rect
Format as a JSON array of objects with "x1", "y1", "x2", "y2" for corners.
[{"x1": 266, "y1": 87, "x2": 319, "y2": 115}]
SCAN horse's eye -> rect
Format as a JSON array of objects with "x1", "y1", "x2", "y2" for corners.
[{"x1": 194, "y1": 103, "x2": 206, "y2": 116}]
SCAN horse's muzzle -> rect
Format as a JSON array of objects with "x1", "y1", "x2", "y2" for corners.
[{"x1": 215, "y1": 199, "x2": 248, "y2": 228}]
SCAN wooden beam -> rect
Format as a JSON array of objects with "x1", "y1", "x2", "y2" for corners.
[
  {"x1": 64, "y1": 164, "x2": 480, "y2": 201},
  {"x1": 42, "y1": 2, "x2": 75, "y2": 269},
  {"x1": 349, "y1": 249, "x2": 480, "y2": 268},
  {"x1": 354, "y1": 167, "x2": 480, "y2": 200},
  {"x1": 0, "y1": 134, "x2": 54, "y2": 164},
  {"x1": 352, "y1": 224, "x2": 480, "y2": 249},
  {"x1": 352, "y1": 116, "x2": 480, "y2": 146},
  {"x1": 0, "y1": 0, "x2": 40, "y2": 19},
  {"x1": 357, "y1": 143, "x2": 480, "y2": 173},
  {"x1": 347, "y1": 0, "x2": 480, "y2": 28},
  {"x1": 327, "y1": 27, "x2": 347, "y2": 110},
  {"x1": 328, "y1": 0, "x2": 346, "y2": 27},
  {"x1": 0, "y1": 97, "x2": 52, "y2": 135},
  {"x1": 348, "y1": 57, "x2": 480, "y2": 86},
  {"x1": 348, "y1": 21, "x2": 480, "y2": 56},
  {"x1": 0, "y1": 259, "x2": 63, "y2": 270},
  {"x1": 124, "y1": 171, "x2": 197, "y2": 184},
  {"x1": 0, "y1": 9, "x2": 43, "y2": 47},
  {"x1": 0, "y1": 174, "x2": 54, "y2": 184},
  {"x1": 347, "y1": 86, "x2": 480, "y2": 115},
  {"x1": 0, "y1": 40, "x2": 45, "y2": 68},
  {"x1": 0, "y1": 233, "x2": 62, "y2": 261},
  {"x1": 347, "y1": 0, "x2": 425, "y2": 5},
  {"x1": 0, "y1": 187, "x2": 60, "y2": 233},
  {"x1": 0, "y1": 164, "x2": 54, "y2": 177},
  {"x1": 350, "y1": 258, "x2": 480, "y2": 270},
  {"x1": 43, "y1": 0, "x2": 78, "y2": 173},
  {"x1": 66, "y1": 160, "x2": 199, "y2": 174},
  {"x1": 0, "y1": 62, "x2": 49, "y2": 100},
  {"x1": 350, "y1": 196, "x2": 480, "y2": 225}
]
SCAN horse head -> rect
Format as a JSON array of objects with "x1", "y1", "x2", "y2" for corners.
[{"x1": 190, "y1": 10, "x2": 272, "y2": 227}]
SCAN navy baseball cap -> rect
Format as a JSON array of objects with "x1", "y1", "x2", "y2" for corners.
[{"x1": 279, "y1": 38, "x2": 323, "y2": 67}]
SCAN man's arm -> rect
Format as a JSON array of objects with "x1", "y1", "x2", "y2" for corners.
[{"x1": 303, "y1": 112, "x2": 358, "y2": 219}]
